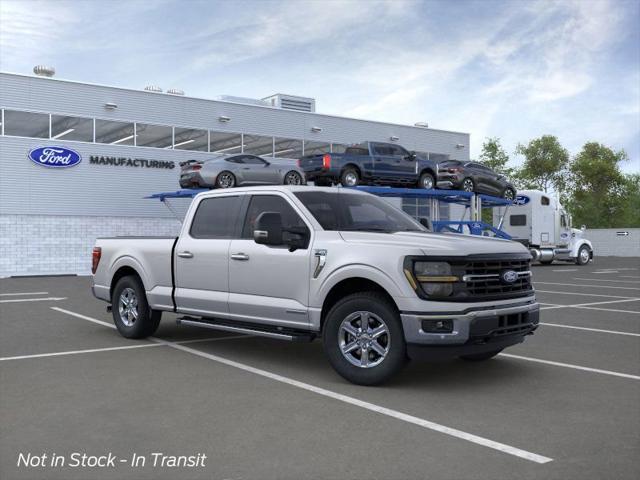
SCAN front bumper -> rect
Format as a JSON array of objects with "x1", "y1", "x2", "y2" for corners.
[{"x1": 401, "y1": 301, "x2": 539, "y2": 359}]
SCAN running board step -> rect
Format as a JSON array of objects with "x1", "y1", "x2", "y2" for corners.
[{"x1": 176, "y1": 316, "x2": 315, "y2": 342}]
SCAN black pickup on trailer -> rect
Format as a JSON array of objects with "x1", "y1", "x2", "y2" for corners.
[{"x1": 298, "y1": 141, "x2": 439, "y2": 189}]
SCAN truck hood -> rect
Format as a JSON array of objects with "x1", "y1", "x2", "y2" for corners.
[{"x1": 339, "y1": 231, "x2": 530, "y2": 256}]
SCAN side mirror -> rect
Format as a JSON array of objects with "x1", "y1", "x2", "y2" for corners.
[
  {"x1": 253, "y1": 212, "x2": 283, "y2": 246},
  {"x1": 419, "y1": 217, "x2": 432, "y2": 230},
  {"x1": 581, "y1": 225, "x2": 586, "y2": 231},
  {"x1": 406, "y1": 151, "x2": 417, "y2": 160}
]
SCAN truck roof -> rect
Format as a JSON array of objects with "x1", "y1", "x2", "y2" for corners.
[{"x1": 193, "y1": 185, "x2": 369, "y2": 200}]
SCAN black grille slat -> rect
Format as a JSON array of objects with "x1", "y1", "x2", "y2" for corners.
[{"x1": 450, "y1": 258, "x2": 532, "y2": 301}]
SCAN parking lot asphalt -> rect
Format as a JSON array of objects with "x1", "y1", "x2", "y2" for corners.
[{"x1": 1, "y1": 257, "x2": 639, "y2": 480}]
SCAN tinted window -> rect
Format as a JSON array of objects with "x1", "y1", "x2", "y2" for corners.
[
  {"x1": 510, "y1": 215, "x2": 527, "y2": 226},
  {"x1": 4, "y1": 110, "x2": 49, "y2": 138},
  {"x1": 95, "y1": 119, "x2": 135, "y2": 145},
  {"x1": 51, "y1": 114, "x2": 94, "y2": 142},
  {"x1": 295, "y1": 191, "x2": 425, "y2": 233},
  {"x1": 541, "y1": 196, "x2": 550, "y2": 206},
  {"x1": 242, "y1": 195, "x2": 308, "y2": 239},
  {"x1": 226, "y1": 156, "x2": 244, "y2": 164},
  {"x1": 388, "y1": 145, "x2": 409, "y2": 157},
  {"x1": 345, "y1": 147, "x2": 369, "y2": 156},
  {"x1": 242, "y1": 155, "x2": 267, "y2": 165},
  {"x1": 190, "y1": 196, "x2": 241, "y2": 239},
  {"x1": 373, "y1": 144, "x2": 394, "y2": 155}
]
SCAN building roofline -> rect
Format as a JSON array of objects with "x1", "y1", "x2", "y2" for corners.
[{"x1": 0, "y1": 71, "x2": 470, "y2": 137}]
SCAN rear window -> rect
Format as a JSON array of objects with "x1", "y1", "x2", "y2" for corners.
[
  {"x1": 345, "y1": 147, "x2": 369, "y2": 155},
  {"x1": 510, "y1": 215, "x2": 527, "y2": 226},
  {"x1": 190, "y1": 196, "x2": 242, "y2": 239}
]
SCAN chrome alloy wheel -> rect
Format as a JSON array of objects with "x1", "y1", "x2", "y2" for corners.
[
  {"x1": 421, "y1": 175, "x2": 434, "y2": 189},
  {"x1": 118, "y1": 287, "x2": 138, "y2": 326},
  {"x1": 580, "y1": 247, "x2": 590, "y2": 263},
  {"x1": 218, "y1": 172, "x2": 235, "y2": 188},
  {"x1": 338, "y1": 311, "x2": 390, "y2": 368},
  {"x1": 462, "y1": 178, "x2": 474, "y2": 192},
  {"x1": 343, "y1": 172, "x2": 358, "y2": 187},
  {"x1": 504, "y1": 189, "x2": 515, "y2": 201},
  {"x1": 285, "y1": 171, "x2": 302, "y2": 185}
]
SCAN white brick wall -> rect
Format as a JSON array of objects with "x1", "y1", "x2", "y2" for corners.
[
  {"x1": 586, "y1": 228, "x2": 640, "y2": 257},
  {"x1": 0, "y1": 214, "x2": 182, "y2": 277}
]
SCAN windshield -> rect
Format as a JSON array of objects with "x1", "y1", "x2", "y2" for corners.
[{"x1": 294, "y1": 191, "x2": 427, "y2": 233}]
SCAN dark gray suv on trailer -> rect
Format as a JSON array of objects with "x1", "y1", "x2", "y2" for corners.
[{"x1": 437, "y1": 160, "x2": 516, "y2": 199}]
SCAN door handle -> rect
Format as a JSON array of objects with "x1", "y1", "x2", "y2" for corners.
[
  {"x1": 177, "y1": 251, "x2": 194, "y2": 258},
  {"x1": 231, "y1": 253, "x2": 250, "y2": 261}
]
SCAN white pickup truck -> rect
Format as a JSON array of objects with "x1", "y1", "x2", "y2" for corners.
[{"x1": 92, "y1": 186, "x2": 539, "y2": 385}]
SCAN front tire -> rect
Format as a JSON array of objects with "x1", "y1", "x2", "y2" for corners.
[
  {"x1": 503, "y1": 187, "x2": 516, "y2": 201},
  {"x1": 576, "y1": 245, "x2": 591, "y2": 265},
  {"x1": 111, "y1": 275, "x2": 161, "y2": 339},
  {"x1": 216, "y1": 171, "x2": 236, "y2": 188},
  {"x1": 460, "y1": 349, "x2": 503, "y2": 362},
  {"x1": 340, "y1": 168, "x2": 360, "y2": 187},
  {"x1": 418, "y1": 172, "x2": 435, "y2": 190},
  {"x1": 323, "y1": 292, "x2": 406, "y2": 385}
]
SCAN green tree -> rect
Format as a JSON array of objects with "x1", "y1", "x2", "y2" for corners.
[
  {"x1": 479, "y1": 137, "x2": 513, "y2": 176},
  {"x1": 618, "y1": 174, "x2": 640, "y2": 227},
  {"x1": 515, "y1": 135, "x2": 570, "y2": 193},
  {"x1": 566, "y1": 142, "x2": 632, "y2": 228}
]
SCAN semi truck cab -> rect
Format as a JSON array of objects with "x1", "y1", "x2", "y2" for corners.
[{"x1": 495, "y1": 189, "x2": 593, "y2": 265}]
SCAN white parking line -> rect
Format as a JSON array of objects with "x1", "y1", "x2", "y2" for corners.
[
  {"x1": 52, "y1": 307, "x2": 114, "y2": 328},
  {"x1": 540, "y1": 323, "x2": 640, "y2": 337},
  {"x1": 539, "y1": 298, "x2": 640, "y2": 314},
  {"x1": 620, "y1": 275, "x2": 640, "y2": 279},
  {"x1": 593, "y1": 271, "x2": 619, "y2": 274},
  {"x1": 536, "y1": 282, "x2": 640, "y2": 290},
  {"x1": 0, "y1": 291, "x2": 49, "y2": 296},
  {"x1": 551, "y1": 269, "x2": 578, "y2": 272},
  {"x1": 0, "y1": 297, "x2": 67, "y2": 303},
  {"x1": 165, "y1": 341, "x2": 553, "y2": 464},
  {"x1": 52, "y1": 307, "x2": 553, "y2": 464},
  {"x1": 576, "y1": 306, "x2": 640, "y2": 315},
  {"x1": 536, "y1": 290, "x2": 638, "y2": 299},
  {"x1": 499, "y1": 353, "x2": 640, "y2": 381},
  {"x1": 0, "y1": 335, "x2": 250, "y2": 362},
  {"x1": 572, "y1": 278, "x2": 640, "y2": 284},
  {"x1": 0, "y1": 343, "x2": 163, "y2": 361}
]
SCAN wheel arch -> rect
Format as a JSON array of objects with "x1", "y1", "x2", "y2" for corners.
[
  {"x1": 341, "y1": 163, "x2": 362, "y2": 177},
  {"x1": 110, "y1": 264, "x2": 145, "y2": 299},
  {"x1": 319, "y1": 277, "x2": 400, "y2": 332}
]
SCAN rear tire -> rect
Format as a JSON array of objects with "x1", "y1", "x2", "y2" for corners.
[
  {"x1": 323, "y1": 292, "x2": 406, "y2": 385},
  {"x1": 418, "y1": 172, "x2": 435, "y2": 190},
  {"x1": 340, "y1": 168, "x2": 360, "y2": 187},
  {"x1": 111, "y1": 275, "x2": 161, "y2": 339},
  {"x1": 216, "y1": 171, "x2": 236, "y2": 188},
  {"x1": 462, "y1": 177, "x2": 475, "y2": 192},
  {"x1": 576, "y1": 245, "x2": 591, "y2": 265},
  {"x1": 284, "y1": 170, "x2": 303, "y2": 185},
  {"x1": 460, "y1": 349, "x2": 503, "y2": 362}
]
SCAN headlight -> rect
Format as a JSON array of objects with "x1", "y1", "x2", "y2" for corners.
[{"x1": 404, "y1": 261, "x2": 458, "y2": 297}]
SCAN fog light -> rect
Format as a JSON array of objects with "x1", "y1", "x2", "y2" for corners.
[{"x1": 421, "y1": 319, "x2": 453, "y2": 333}]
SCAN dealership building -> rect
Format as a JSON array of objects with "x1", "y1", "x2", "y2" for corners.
[{"x1": 0, "y1": 70, "x2": 470, "y2": 277}]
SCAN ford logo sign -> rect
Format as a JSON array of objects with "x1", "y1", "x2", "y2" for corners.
[
  {"x1": 501, "y1": 270, "x2": 518, "y2": 284},
  {"x1": 28, "y1": 146, "x2": 82, "y2": 168},
  {"x1": 514, "y1": 195, "x2": 530, "y2": 206}
]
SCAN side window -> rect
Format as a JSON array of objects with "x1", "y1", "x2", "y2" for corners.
[
  {"x1": 510, "y1": 215, "x2": 527, "y2": 226},
  {"x1": 242, "y1": 195, "x2": 308, "y2": 240},
  {"x1": 388, "y1": 145, "x2": 409, "y2": 157},
  {"x1": 226, "y1": 156, "x2": 244, "y2": 164},
  {"x1": 242, "y1": 155, "x2": 267, "y2": 165},
  {"x1": 372, "y1": 144, "x2": 391, "y2": 156},
  {"x1": 561, "y1": 215, "x2": 567, "y2": 227},
  {"x1": 541, "y1": 196, "x2": 550, "y2": 206},
  {"x1": 190, "y1": 196, "x2": 242, "y2": 239}
]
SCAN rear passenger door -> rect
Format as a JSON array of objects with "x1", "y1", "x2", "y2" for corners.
[
  {"x1": 228, "y1": 193, "x2": 312, "y2": 328},
  {"x1": 174, "y1": 194, "x2": 243, "y2": 316}
]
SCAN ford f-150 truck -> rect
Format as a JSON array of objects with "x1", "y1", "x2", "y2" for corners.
[
  {"x1": 299, "y1": 142, "x2": 439, "y2": 189},
  {"x1": 92, "y1": 186, "x2": 539, "y2": 385}
]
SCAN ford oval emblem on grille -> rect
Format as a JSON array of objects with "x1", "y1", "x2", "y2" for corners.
[
  {"x1": 501, "y1": 270, "x2": 518, "y2": 284},
  {"x1": 28, "y1": 146, "x2": 82, "y2": 168}
]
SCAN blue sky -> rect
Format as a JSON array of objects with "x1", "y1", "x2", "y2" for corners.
[{"x1": 1, "y1": 0, "x2": 638, "y2": 172}]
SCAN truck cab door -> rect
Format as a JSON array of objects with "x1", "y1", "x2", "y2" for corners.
[
  {"x1": 174, "y1": 194, "x2": 244, "y2": 316},
  {"x1": 558, "y1": 211, "x2": 571, "y2": 246},
  {"x1": 228, "y1": 193, "x2": 312, "y2": 328}
]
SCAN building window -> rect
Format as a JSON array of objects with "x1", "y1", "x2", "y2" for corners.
[
  {"x1": 95, "y1": 119, "x2": 135, "y2": 145},
  {"x1": 51, "y1": 114, "x2": 94, "y2": 142},
  {"x1": 243, "y1": 134, "x2": 274, "y2": 156},
  {"x1": 174, "y1": 127, "x2": 208, "y2": 151},
  {"x1": 135, "y1": 123, "x2": 173, "y2": 148},
  {"x1": 3, "y1": 110, "x2": 49, "y2": 138},
  {"x1": 210, "y1": 131, "x2": 243, "y2": 154},
  {"x1": 273, "y1": 137, "x2": 303, "y2": 159},
  {"x1": 303, "y1": 140, "x2": 331, "y2": 156}
]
